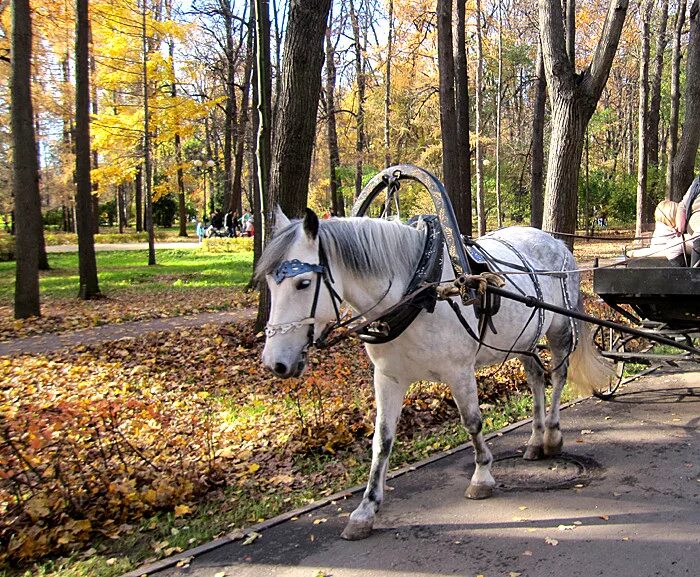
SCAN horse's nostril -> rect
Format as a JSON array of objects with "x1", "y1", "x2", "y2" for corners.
[{"x1": 274, "y1": 362, "x2": 288, "y2": 376}]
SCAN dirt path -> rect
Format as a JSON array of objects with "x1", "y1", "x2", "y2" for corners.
[{"x1": 0, "y1": 308, "x2": 255, "y2": 356}]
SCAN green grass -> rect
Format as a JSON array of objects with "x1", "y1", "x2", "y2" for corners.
[
  {"x1": 43, "y1": 225, "x2": 200, "y2": 246},
  {"x1": 0, "y1": 248, "x2": 253, "y2": 303}
]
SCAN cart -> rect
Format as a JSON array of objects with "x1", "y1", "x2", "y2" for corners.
[{"x1": 592, "y1": 260, "x2": 700, "y2": 398}]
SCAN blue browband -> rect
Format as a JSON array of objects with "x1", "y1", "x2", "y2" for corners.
[{"x1": 272, "y1": 259, "x2": 325, "y2": 284}]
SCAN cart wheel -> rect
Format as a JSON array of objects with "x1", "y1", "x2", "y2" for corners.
[{"x1": 592, "y1": 325, "x2": 626, "y2": 399}]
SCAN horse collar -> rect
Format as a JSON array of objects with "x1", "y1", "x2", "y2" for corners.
[{"x1": 359, "y1": 215, "x2": 445, "y2": 344}]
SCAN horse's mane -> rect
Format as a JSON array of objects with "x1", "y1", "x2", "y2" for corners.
[{"x1": 256, "y1": 217, "x2": 424, "y2": 283}]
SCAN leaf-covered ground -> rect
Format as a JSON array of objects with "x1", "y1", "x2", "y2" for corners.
[
  {"x1": 0, "y1": 320, "x2": 529, "y2": 572},
  {"x1": 0, "y1": 287, "x2": 256, "y2": 342}
]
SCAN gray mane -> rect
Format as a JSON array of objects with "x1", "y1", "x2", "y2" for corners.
[{"x1": 255, "y1": 217, "x2": 425, "y2": 283}]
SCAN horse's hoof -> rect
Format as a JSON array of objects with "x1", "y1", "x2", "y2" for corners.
[
  {"x1": 523, "y1": 444, "x2": 544, "y2": 460},
  {"x1": 544, "y1": 438, "x2": 564, "y2": 457},
  {"x1": 341, "y1": 521, "x2": 373, "y2": 541},
  {"x1": 465, "y1": 483, "x2": 493, "y2": 500}
]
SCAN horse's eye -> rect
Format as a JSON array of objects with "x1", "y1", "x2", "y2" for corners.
[{"x1": 296, "y1": 278, "x2": 312, "y2": 290}]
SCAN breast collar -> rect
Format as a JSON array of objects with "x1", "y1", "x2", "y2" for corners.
[{"x1": 359, "y1": 215, "x2": 445, "y2": 344}]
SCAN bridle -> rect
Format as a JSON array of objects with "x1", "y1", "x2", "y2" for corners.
[
  {"x1": 264, "y1": 241, "x2": 344, "y2": 351},
  {"x1": 265, "y1": 239, "x2": 395, "y2": 350}
]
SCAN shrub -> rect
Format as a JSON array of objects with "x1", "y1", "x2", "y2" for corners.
[
  {"x1": 200, "y1": 236, "x2": 253, "y2": 253},
  {"x1": 0, "y1": 234, "x2": 14, "y2": 261}
]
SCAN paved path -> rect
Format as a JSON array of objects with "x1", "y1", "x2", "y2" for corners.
[
  {"x1": 131, "y1": 366, "x2": 700, "y2": 577},
  {"x1": 46, "y1": 242, "x2": 201, "y2": 253},
  {"x1": 0, "y1": 309, "x2": 254, "y2": 356}
]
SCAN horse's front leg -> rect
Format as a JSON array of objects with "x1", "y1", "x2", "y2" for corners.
[
  {"x1": 450, "y1": 373, "x2": 495, "y2": 499},
  {"x1": 341, "y1": 370, "x2": 409, "y2": 541}
]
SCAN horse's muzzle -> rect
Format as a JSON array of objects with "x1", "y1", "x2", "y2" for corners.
[{"x1": 265, "y1": 354, "x2": 307, "y2": 379}]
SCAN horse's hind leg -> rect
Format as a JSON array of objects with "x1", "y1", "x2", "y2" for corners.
[
  {"x1": 342, "y1": 370, "x2": 409, "y2": 541},
  {"x1": 451, "y1": 373, "x2": 495, "y2": 500},
  {"x1": 521, "y1": 356, "x2": 547, "y2": 460},
  {"x1": 543, "y1": 322, "x2": 575, "y2": 456}
]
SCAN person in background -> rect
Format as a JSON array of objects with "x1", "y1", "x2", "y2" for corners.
[
  {"x1": 224, "y1": 210, "x2": 234, "y2": 237},
  {"x1": 676, "y1": 176, "x2": 700, "y2": 267},
  {"x1": 232, "y1": 210, "x2": 241, "y2": 236},
  {"x1": 650, "y1": 200, "x2": 686, "y2": 266},
  {"x1": 196, "y1": 221, "x2": 205, "y2": 243}
]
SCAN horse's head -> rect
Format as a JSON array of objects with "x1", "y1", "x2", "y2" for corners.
[{"x1": 258, "y1": 208, "x2": 340, "y2": 378}]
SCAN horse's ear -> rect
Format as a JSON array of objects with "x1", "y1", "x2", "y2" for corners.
[
  {"x1": 274, "y1": 206, "x2": 291, "y2": 231},
  {"x1": 303, "y1": 208, "x2": 319, "y2": 240}
]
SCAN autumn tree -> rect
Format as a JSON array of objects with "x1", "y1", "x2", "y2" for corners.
[
  {"x1": 539, "y1": 0, "x2": 629, "y2": 248},
  {"x1": 11, "y1": 0, "x2": 42, "y2": 318}
]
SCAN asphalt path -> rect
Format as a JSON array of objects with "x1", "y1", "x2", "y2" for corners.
[{"x1": 128, "y1": 366, "x2": 700, "y2": 577}]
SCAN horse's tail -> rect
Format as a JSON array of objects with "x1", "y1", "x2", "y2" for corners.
[{"x1": 567, "y1": 297, "x2": 615, "y2": 397}]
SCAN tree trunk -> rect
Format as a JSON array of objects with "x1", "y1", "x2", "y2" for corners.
[
  {"x1": 222, "y1": 4, "x2": 236, "y2": 214},
  {"x1": 540, "y1": 0, "x2": 629, "y2": 249},
  {"x1": 542, "y1": 96, "x2": 588, "y2": 244},
  {"x1": 384, "y1": 0, "x2": 393, "y2": 168},
  {"x1": 530, "y1": 43, "x2": 546, "y2": 229},
  {"x1": 437, "y1": 0, "x2": 462, "y2": 232},
  {"x1": 268, "y1": 0, "x2": 332, "y2": 218},
  {"x1": 672, "y1": 0, "x2": 700, "y2": 200},
  {"x1": 135, "y1": 165, "x2": 143, "y2": 232},
  {"x1": 475, "y1": 0, "x2": 486, "y2": 236},
  {"x1": 454, "y1": 0, "x2": 472, "y2": 235},
  {"x1": 647, "y1": 0, "x2": 669, "y2": 215},
  {"x1": 326, "y1": 5, "x2": 344, "y2": 216},
  {"x1": 117, "y1": 184, "x2": 125, "y2": 234},
  {"x1": 254, "y1": 0, "x2": 273, "y2": 333},
  {"x1": 142, "y1": 0, "x2": 155, "y2": 265},
  {"x1": 635, "y1": 0, "x2": 653, "y2": 240},
  {"x1": 12, "y1": 0, "x2": 42, "y2": 318},
  {"x1": 349, "y1": 0, "x2": 366, "y2": 200},
  {"x1": 75, "y1": 0, "x2": 101, "y2": 299},
  {"x1": 232, "y1": 14, "x2": 253, "y2": 214},
  {"x1": 89, "y1": 23, "x2": 100, "y2": 236},
  {"x1": 666, "y1": 0, "x2": 687, "y2": 199},
  {"x1": 648, "y1": 0, "x2": 669, "y2": 168},
  {"x1": 495, "y1": 0, "x2": 503, "y2": 228}
]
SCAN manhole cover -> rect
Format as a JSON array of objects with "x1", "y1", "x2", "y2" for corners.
[{"x1": 493, "y1": 453, "x2": 588, "y2": 491}]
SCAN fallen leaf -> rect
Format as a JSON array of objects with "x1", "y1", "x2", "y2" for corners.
[
  {"x1": 214, "y1": 572, "x2": 228, "y2": 577},
  {"x1": 557, "y1": 524, "x2": 576, "y2": 531},
  {"x1": 522, "y1": 550, "x2": 533, "y2": 556},
  {"x1": 580, "y1": 429, "x2": 594, "y2": 435},
  {"x1": 518, "y1": 506, "x2": 528, "y2": 511},
  {"x1": 509, "y1": 572, "x2": 522, "y2": 577},
  {"x1": 598, "y1": 515, "x2": 609, "y2": 521},
  {"x1": 174, "y1": 504, "x2": 191, "y2": 518},
  {"x1": 544, "y1": 537, "x2": 559, "y2": 546},
  {"x1": 241, "y1": 531, "x2": 261, "y2": 546},
  {"x1": 313, "y1": 518, "x2": 327, "y2": 525}
]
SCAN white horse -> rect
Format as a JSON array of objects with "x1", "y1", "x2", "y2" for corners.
[{"x1": 257, "y1": 209, "x2": 610, "y2": 540}]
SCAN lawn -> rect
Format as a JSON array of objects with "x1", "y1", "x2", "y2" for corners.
[{"x1": 0, "y1": 247, "x2": 256, "y2": 340}]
